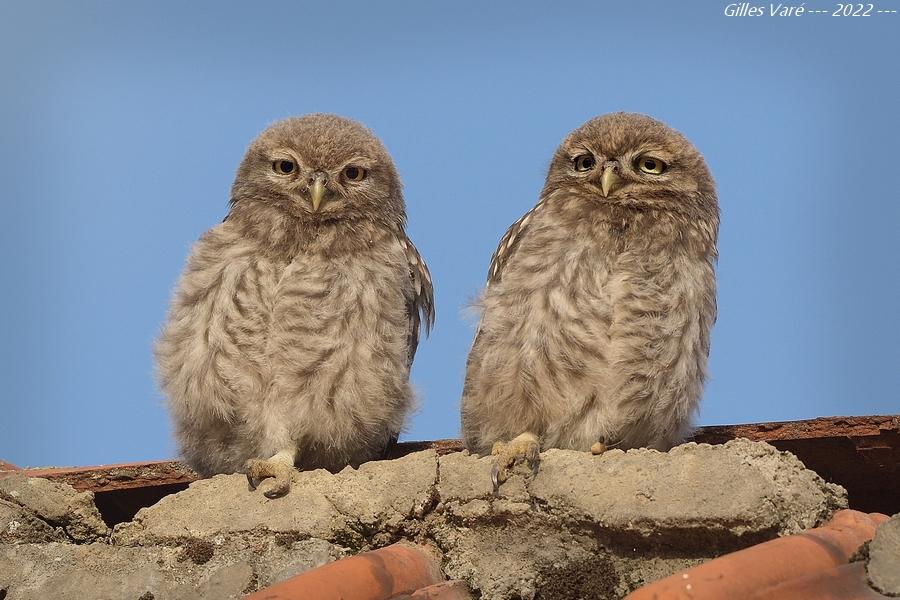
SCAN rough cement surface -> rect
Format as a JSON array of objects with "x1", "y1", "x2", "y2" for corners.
[
  {"x1": 867, "y1": 513, "x2": 900, "y2": 597},
  {"x1": 1, "y1": 498, "x2": 66, "y2": 544},
  {"x1": 434, "y1": 439, "x2": 846, "y2": 599},
  {"x1": 0, "y1": 537, "x2": 346, "y2": 599},
  {"x1": 0, "y1": 440, "x2": 847, "y2": 600},
  {"x1": 0, "y1": 474, "x2": 109, "y2": 542},
  {"x1": 112, "y1": 449, "x2": 437, "y2": 548},
  {"x1": 529, "y1": 441, "x2": 842, "y2": 545}
]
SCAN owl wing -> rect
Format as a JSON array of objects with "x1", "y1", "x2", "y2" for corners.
[
  {"x1": 485, "y1": 200, "x2": 543, "y2": 285},
  {"x1": 465, "y1": 201, "x2": 544, "y2": 361},
  {"x1": 399, "y1": 233, "x2": 435, "y2": 369},
  {"x1": 461, "y1": 203, "x2": 544, "y2": 446}
]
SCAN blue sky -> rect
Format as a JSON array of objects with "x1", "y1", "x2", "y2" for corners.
[{"x1": 1, "y1": 1, "x2": 897, "y2": 467}]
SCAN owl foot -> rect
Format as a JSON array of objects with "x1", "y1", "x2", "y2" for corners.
[
  {"x1": 590, "y1": 441, "x2": 608, "y2": 455},
  {"x1": 245, "y1": 451, "x2": 295, "y2": 499},
  {"x1": 490, "y1": 432, "x2": 540, "y2": 493}
]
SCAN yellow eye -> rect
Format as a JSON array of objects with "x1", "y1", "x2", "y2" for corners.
[
  {"x1": 574, "y1": 154, "x2": 596, "y2": 172},
  {"x1": 273, "y1": 160, "x2": 296, "y2": 174},
  {"x1": 636, "y1": 156, "x2": 667, "y2": 174},
  {"x1": 344, "y1": 165, "x2": 367, "y2": 181}
]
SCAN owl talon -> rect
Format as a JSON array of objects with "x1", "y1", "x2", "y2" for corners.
[
  {"x1": 244, "y1": 455, "x2": 295, "y2": 499},
  {"x1": 489, "y1": 432, "x2": 540, "y2": 493},
  {"x1": 263, "y1": 482, "x2": 291, "y2": 499},
  {"x1": 490, "y1": 463, "x2": 502, "y2": 493}
]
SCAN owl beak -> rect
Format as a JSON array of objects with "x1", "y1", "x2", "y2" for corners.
[
  {"x1": 599, "y1": 166, "x2": 623, "y2": 198},
  {"x1": 309, "y1": 175, "x2": 327, "y2": 211}
]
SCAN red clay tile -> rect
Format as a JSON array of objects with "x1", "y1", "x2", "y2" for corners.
[
  {"x1": 754, "y1": 562, "x2": 889, "y2": 599},
  {"x1": 406, "y1": 580, "x2": 473, "y2": 600},
  {"x1": 243, "y1": 542, "x2": 443, "y2": 600},
  {"x1": 1, "y1": 460, "x2": 198, "y2": 492},
  {"x1": 694, "y1": 415, "x2": 900, "y2": 442},
  {"x1": 624, "y1": 510, "x2": 889, "y2": 600},
  {"x1": 385, "y1": 439, "x2": 466, "y2": 458},
  {"x1": 0, "y1": 460, "x2": 19, "y2": 472}
]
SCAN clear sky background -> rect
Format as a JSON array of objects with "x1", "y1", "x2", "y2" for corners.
[{"x1": 1, "y1": 1, "x2": 897, "y2": 467}]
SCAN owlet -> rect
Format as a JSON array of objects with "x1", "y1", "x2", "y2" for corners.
[
  {"x1": 156, "y1": 114, "x2": 434, "y2": 498},
  {"x1": 460, "y1": 113, "x2": 718, "y2": 490}
]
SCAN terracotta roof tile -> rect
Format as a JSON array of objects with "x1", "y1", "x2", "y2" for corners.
[
  {"x1": 624, "y1": 510, "x2": 890, "y2": 600},
  {"x1": 241, "y1": 542, "x2": 444, "y2": 600}
]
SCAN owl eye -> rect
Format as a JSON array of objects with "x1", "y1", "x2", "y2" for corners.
[
  {"x1": 273, "y1": 160, "x2": 296, "y2": 175},
  {"x1": 574, "y1": 154, "x2": 596, "y2": 172},
  {"x1": 636, "y1": 156, "x2": 667, "y2": 174},
  {"x1": 343, "y1": 165, "x2": 367, "y2": 181}
]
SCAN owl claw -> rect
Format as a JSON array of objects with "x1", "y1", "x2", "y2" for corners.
[
  {"x1": 244, "y1": 456, "x2": 295, "y2": 499},
  {"x1": 490, "y1": 432, "x2": 540, "y2": 494},
  {"x1": 490, "y1": 463, "x2": 502, "y2": 493}
]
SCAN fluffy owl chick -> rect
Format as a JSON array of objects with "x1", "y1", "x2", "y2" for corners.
[
  {"x1": 461, "y1": 113, "x2": 718, "y2": 490},
  {"x1": 156, "y1": 114, "x2": 434, "y2": 498}
]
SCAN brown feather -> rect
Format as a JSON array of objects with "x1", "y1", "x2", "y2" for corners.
[
  {"x1": 462, "y1": 112, "x2": 718, "y2": 455},
  {"x1": 156, "y1": 115, "x2": 433, "y2": 476}
]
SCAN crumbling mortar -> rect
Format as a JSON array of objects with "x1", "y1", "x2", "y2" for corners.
[
  {"x1": 424, "y1": 518, "x2": 478, "y2": 596},
  {"x1": 420, "y1": 451, "x2": 441, "y2": 518},
  {"x1": 431, "y1": 472, "x2": 790, "y2": 563},
  {"x1": 177, "y1": 537, "x2": 215, "y2": 564},
  {"x1": 526, "y1": 491, "x2": 785, "y2": 557},
  {"x1": 743, "y1": 442, "x2": 849, "y2": 531},
  {"x1": 115, "y1": 511, "x2": 424, "y2": 558},
  {"x1": 326, "y1": 451, "x2": 446, "y2": 553},
  {"x1": 3, "y1": 443, "x2": 855, "y2": 599},
  {"x1": 113, "y1": 528, "x2": 319, "y2": 553},
  {"x1": 850, "y1": 539, "x2": 870, "y2": 563},
  {"x1": 0, "y1": 480, "x2": 110, "y2": 545},
  {"x1": 0, "y1": 492, "x2": 81, "y2": 545},
  {"x1": 1, "y1": 509, "x2": 65, "y2": 545},
  {"x1": 308, "y1": 455, "x2": 443, "y2": 551},
  {"x1": 241, "y1": 569, "x2": 260, "y2": 596},
  {"x1": 867, "y1": 573, "x2": 900, "y2": 598}
]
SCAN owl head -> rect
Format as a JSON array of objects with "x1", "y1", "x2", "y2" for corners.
[
  {"x1": 543, "y1": 112, "x2": 717, "y2": 220},
  {"x1": 229, "y1": 114, "x2": 405, "y2": 226}
]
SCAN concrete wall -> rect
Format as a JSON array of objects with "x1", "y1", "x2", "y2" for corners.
[{"x1": 0, "y1": 439, "x2": 849, "y2": 599}]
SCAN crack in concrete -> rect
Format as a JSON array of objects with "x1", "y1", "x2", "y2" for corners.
[
  {"x1": 0, "y1": 492, "x2": 78, "y2": 544},
  {"x1": 2, "y1": 443, "x2": 855, "y2": 600}
]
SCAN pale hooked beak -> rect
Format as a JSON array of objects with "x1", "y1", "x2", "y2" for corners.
[
  {"x1": 599, "y1": 165, "x2": 623, "y2": 198},
  {"x1": 309, "y1": 173, "x2": 327, "y2": 211}
]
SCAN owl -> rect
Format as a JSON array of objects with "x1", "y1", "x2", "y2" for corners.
[
  {"x1": 460, "y1": 113, "x2": 718, "y2": 490},
  {"x1": 156, "y1": 114, "x2": 434, "y2": 498}
]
